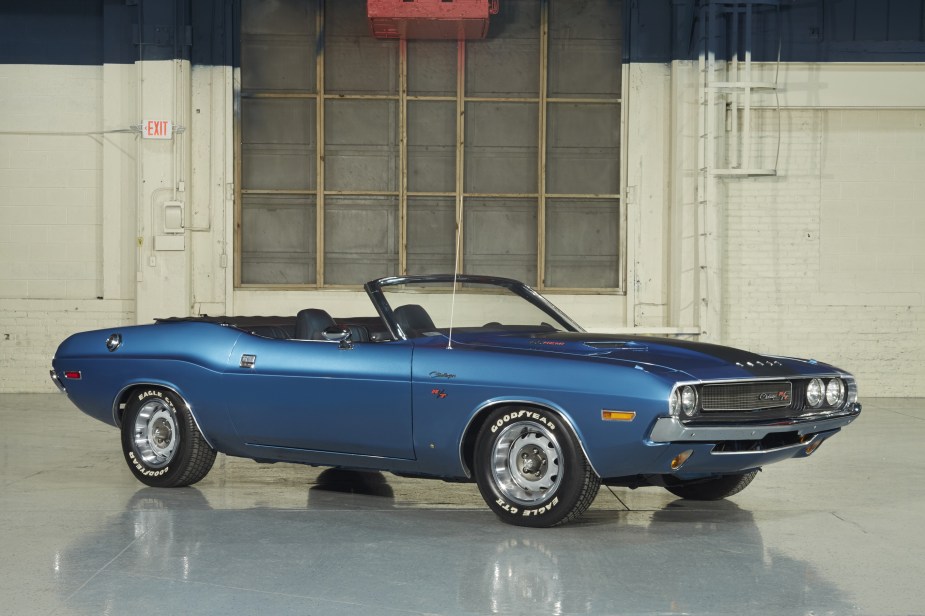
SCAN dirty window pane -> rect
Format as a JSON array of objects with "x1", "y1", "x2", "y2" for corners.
[
  {"x1": 407, "y1": 197, "x2": 456, "y2": 275},
  {"x1": 238, "y1": 0, "x2": 623, "y2": 290},
  {"x1": 464, "y1": 198, "x2": 537, "y2": 283},
  {"x1": 408, "y1": 101, "x2": 455, "y2": 193},
  {"x1": 545, "y1": 199, "x2": 619, "y2": 288},
  {"x1": 325, "y1": 99, "x2": 398, "y2": 192},
  {"x1": 324, "y1": 196, "x2": 399, "y2": 285},
  {"x1": 241, "y1": 195, "x2": 316, "y2": 284},
  {"x1": 465, "y1": 102, "x2": 538, "y2": 194}
]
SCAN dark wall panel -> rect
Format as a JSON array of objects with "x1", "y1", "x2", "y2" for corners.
[
  {"x1": 2, "y1": 0, "x2": 925, "y2": 67},
  {"x1": 0, "y1": 0, "x2": 103, "y2": 65},
  {"x1": 627, "y1": 0, "x2": 925, "y2": 63}
]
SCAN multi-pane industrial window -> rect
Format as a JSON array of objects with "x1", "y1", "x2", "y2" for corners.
[{"x1": 237, "y1": 0, "x2": 622, "y2": 290}]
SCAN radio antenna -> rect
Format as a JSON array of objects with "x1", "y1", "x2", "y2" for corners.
[
  {"x1": 447, "y1": 219, "x2": 461, "y2": 350},
  {"x1": 448, "y1": 39, "x2": 465, "y2": 351}
]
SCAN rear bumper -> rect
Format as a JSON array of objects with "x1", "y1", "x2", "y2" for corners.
[
  {"x1": 49, "y1": 369, "x2": 66, "y2": 393},
  {"x1": 647, "y1": 403, "x2": 861, "y2": 443}
]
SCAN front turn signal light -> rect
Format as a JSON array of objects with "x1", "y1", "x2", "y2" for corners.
[
  {"x1": 602, "y1": 410, "x2": 636, "y2": 422},
  {"x1": 671, "y1": 450, "x2": 693, "y2": 470},
  {"x1": 805, "y1": 440, "x2": 823, "y2": 455}
]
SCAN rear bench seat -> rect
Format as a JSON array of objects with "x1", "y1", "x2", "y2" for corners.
[{"x1": 247, "y1": 316, "x2": 391, "y2": 342}]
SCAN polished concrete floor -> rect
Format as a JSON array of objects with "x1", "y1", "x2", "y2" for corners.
[{"x1": 1, "y1": 394, "x2": 923, "y2": 615}]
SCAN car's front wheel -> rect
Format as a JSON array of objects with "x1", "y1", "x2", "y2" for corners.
[
  {"x1": 474, "y1": 407, "x2": 600, "y2": 527},
  {"x1": 120, "y1": 387, "x2": 216, "y2": 488},
  {"x1": 663, "y1": 470, "x2": 758, "y2": 500}
]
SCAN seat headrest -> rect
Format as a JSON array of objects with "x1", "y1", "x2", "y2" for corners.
[
  {"x1": 295, "y1": 308, "x2": 336, "y2": 341},
  {"x1": 393, "y1": 304, "x2": 436, "y2": 338}
]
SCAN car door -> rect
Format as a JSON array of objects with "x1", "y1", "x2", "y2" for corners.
[{"x1": 222, "y1": 334, "x2": 414, "y2": 460}]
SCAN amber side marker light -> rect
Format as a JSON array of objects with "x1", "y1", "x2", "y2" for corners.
[
  {"x1": 804, "y1": 440, "x2": 823, "y2": 455},
  {"x1": 601, "y1": 410, "x2": 636, "y2": 421},
  {"x1": 671, "y1": 450, "x2": 693, "y2": 470}
]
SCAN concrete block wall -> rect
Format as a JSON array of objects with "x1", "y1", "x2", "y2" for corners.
[{"x1": 723, "y1": 108, "x2": 925, "y2": 396}]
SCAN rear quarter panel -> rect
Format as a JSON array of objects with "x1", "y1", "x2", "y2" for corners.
[{"x1": 52, "y1": 323, "x2": 242, "y2": 450}]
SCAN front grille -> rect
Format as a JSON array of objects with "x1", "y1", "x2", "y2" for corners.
[
  {"x1": 701, "y1": 382, "x2": 793, "y2": 412},
  {"x1": 684, "y1": 377, "x2": 851, "y2": 425}
]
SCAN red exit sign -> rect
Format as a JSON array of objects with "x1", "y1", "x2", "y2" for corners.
[{"x1": 143, "y1": 120, "x2": 173, "y2": 139}]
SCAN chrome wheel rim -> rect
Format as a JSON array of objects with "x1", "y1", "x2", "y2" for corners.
[
  {"x1": 491, "y1": 420, "x2": 562, "y2": 506},
  {"x1": 133, "y1": 399, "x2": 179, "y2": 468}
]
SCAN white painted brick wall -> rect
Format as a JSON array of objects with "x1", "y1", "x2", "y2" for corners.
[
  {"x1": 0, "y1": 65, "x2": 119, "y2": 392},
  {"x1": 0, "y1": 299, "x2": 133, "y2": 392},
  {"x1": 723, "y1": 109, "x2": 925, "y2": 396}
]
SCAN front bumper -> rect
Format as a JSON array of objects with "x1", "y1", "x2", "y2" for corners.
[{"x1": 648, "y1": 403, "x2": 861, "y2": 443}]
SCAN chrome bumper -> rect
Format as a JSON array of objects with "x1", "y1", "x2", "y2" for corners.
[
  {"x1": 49, "y1": 369, "x2": 66, "y2": 393},
  {"x1": 648, "y1": 403, "x2": 861, "y2": 443}
]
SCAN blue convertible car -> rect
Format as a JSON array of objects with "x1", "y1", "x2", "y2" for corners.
[{"x1": 51, "y1": 275, "x2": 861, "y2": 526}]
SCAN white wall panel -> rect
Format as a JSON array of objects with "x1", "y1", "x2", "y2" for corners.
[
  {"x1": 0, "y1": 65, "x2": 103, "y2": 301},
  {"x1": 0, "y1": 64, "x2": 135, "y2": 392},
  {"x1": 722, "y1": 108, "x2": 924, "y2": 396}
]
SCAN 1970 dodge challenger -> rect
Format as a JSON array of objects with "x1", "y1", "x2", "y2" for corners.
[{"x1": 51, "y1": 275, "x2": 861, "y2": 527}]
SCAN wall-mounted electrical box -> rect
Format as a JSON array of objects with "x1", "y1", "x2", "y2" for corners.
[
  {"x1": 163, "y1": 201, "x2": 184, "y2": 234},
  {"x1": 155, "y1": 200, "x2": 185, "y2": 251},
  {"x1": 368, "y1": 0, "x2": 499, "y2": 40}
]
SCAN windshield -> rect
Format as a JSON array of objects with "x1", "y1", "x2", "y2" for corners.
[{"x1": 376, "y1": 278, "x2": 580, "y2": 339}]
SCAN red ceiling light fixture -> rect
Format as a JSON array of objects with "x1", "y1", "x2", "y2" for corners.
[{"x1": 368, "y1": 0, "x2": 499, "y2": 40}]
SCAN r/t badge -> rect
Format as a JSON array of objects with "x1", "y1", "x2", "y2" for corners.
[{"x1": 431, "y1": 388, "x2": 448, "y2": 399}]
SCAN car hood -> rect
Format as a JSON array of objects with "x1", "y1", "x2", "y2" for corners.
[{"x1": 453, "y1": 331, "x2": 839, "y2": 381}]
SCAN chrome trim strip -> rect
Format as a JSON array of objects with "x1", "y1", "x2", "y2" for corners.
[
  {"x1": 648, "y1": 404, "x2": 860, "y2": 443},
  {"x1": 458, "y1": 398, "x2": 601, "y2": 480},
  {"x1": 49, "y1": 370, "x2": 66, "y2": 393},
  {"x1": 111, "y1": 383, "x2": 216, "y2": 450},
  {"x1": 245, "y1": 442, "x2": 414, "y2": 462}
]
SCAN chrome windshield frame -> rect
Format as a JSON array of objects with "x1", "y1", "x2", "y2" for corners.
[{"x1": 364, "y1": 274, "x2": 584, "y2": 341}]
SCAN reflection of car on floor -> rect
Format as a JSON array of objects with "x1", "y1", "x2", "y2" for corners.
[
  {"x1": 456, "y1": 502, "x2": 857, "y2": 614},
  {"x1": 51, "y1": 275, "x2": 861, "y2": 527}
]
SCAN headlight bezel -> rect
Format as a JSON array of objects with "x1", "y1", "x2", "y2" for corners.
[
  {"x1": 669, "y1": 385, "x2": 699, "y2": 418},
  {"x1": 806, "y1": 378, "x2": 825, "y2": 408},
  {"x1": 807, "y1": 377, "x2": 849, "y2": 410},
  {"x1": 825, "y1": 378, "x2": 846, "y2": 407},
  {"x1": 680, "y1": 385, "x2": 698, "y2": 417}
]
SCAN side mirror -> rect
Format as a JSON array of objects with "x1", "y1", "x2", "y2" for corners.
[{"x1": 322, "y1": 325, "x2": 353, "y2": 350}]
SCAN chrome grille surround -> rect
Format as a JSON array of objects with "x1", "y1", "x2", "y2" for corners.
[
  {"x1": 701, "y1": 381, "x2": 792, "y2": 412},
  {"x1": 669, "y1": 375, "x2": 857, "y2": 425}
]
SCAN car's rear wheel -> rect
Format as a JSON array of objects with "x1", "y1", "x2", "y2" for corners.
[
  {"x1": 120, "y1": 387, "x2": 216, "y2": 488},
  {"x1": 474, "y1": 407, "x2": 600, "y2": 527},
  {"x1": 663, "y1": 470, "x2": 758, "y2": 500}
]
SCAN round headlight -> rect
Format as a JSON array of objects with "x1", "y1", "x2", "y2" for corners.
[
  {"x1": 825, "y1": 379, "x2": 845, "y2": 407},
  {"x1": 669, "y1": 389, "x2": 680, "y2": 415},
  {"x1": 680, "y1": 385, "x2": 698, "y2": 417},
  {"x1": 806, "y1": 378, "x2": 824, "y2": 408}
]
